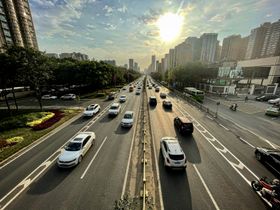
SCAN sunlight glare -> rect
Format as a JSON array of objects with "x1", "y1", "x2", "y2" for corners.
[{"x1": 157, "y1": 13, "x2": 184, "y2": 42}]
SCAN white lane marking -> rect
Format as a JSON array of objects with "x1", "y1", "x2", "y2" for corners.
[
  {"x1": 121, "y1": 103, "x2": 140, "y2": 198},
  {"x1": 80, "y1": 136, "x2": 107, "y2": 179},
  {"x1": 0, "y1": 103, "x2": 113, "y2": 210},
  {"x1": 219, "y1": 113, "x2": 279, "y2": 149},
  {"x1": 193, "y1": 165, "x2": 220, "y2": 210},
  {"x1": 218, "y1": 123, "x2": 229, "y2": 131},
  {"x1": 121, "y1": 103, "x2": 127, "y2": 114},
  {"x1": 171, "y1": 101, "x2": 260, "y2": 184},
  {"x1": 239, "y1": 137, "x2": 256, "y2": 149},
  {"x1": 207, "y1": 115, "x2": 214, "y2": 120}
]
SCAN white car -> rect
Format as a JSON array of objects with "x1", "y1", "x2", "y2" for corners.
[
  {"x1": 60, "y1": 93, "x2": 76, "y2": 100},
  {"x1": 57, "y1": 132, "x2": 95, "y2": 168},
  {"x1": 41, "y1": 94, "x2": 57, "y2": 100},
  {"x1": 160, "y1": 137, "x2": 187, "y2": 169},
  {"x1": 136, "y1": 89, "x2": 141, "y2": 95},
  {"x1": 83, "y1": 104, "x2": 100, "y2": 117},
  {"x1": 119, "y1": 95, "x2": 127, "y2": 102},
  {"x1": 108, "y1": 103, "x2": 121, "y2": 116},
  {"x1": 268, "y1": 97, "x2": 280, "y2": 104},
  {"x1": 121, "y1": 111, "x2": 134, "y2": 128}
]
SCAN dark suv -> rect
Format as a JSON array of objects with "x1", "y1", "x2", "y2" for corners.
[
  {"x1": 149, "y1": 96, "x2": 157, "y2": 106},
  {"x1": 174, "y1": 117, "x2": 193, "y2": 135}
]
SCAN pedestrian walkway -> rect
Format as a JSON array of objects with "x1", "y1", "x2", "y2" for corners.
[{"x1": 206, "y1": 94, "x2": 266, "y2": 115}]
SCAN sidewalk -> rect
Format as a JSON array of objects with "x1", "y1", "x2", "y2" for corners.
[{"x1": 205, "y1": 93, "x2": 267, "y2": 114}]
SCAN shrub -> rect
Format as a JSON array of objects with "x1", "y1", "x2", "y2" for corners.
[
  {"x1": 32, "y1": 111, "x2": 64, "y2": 130},
  {"x1": 6, "y1": 136, "x2": 24, "y2": 143},
  {"x1": 26, "y1": 112, "x2": 54, "y2": 127}
]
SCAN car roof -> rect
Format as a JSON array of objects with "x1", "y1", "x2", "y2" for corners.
[
  {"x1": 71, "y1": 132, "x2": 94, "y2": 142},
  {"x1": 120, "y1": 95, "x2": 126, "y2": 97},
  {"x1": 124, "y1": 111, "x2": 134, "y2": 115},
  {"x1": 111, "y1": 103, "x2": 120, "y2": 106},
  {"x1": 162, "y1": 138, "x2": 184, "y2": 155},
  {"x1": 178, "y1": 116, "x2": 192, "y2": 123}
]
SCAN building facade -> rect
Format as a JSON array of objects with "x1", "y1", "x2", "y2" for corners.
[
  {"x1": 200, "y1": 33, "x2": 218, "y2": 63},
  {"x1": 128, "y1": 58, "x2": 134, "y2": 70},
  {"x1": 0, "y1": 0, "x2": 38, "y2": 50}
]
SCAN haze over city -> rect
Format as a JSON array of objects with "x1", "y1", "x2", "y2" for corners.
[{"x1": 30, "y1": 0, "x2": 280, "y2": 68}]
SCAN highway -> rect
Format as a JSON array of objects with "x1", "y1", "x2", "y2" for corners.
[
  {"x1": 0, "y1": 78, "x2": 279, "y2": 210},
  {"x1": 0, "y1": 87, "x2": 141, "y2": 210}
]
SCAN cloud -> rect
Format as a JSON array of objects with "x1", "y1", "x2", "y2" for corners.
[
  {"x1": 87, "y1": 24, "x2": 96, "y2": 29},
  {"x1": 103, "y1": 5, "x2": 113, "y2": 15},
  {"x1": 104, "y1": 23, "x2": 117, "y2": 30},
  {"x1": 105, "y1": 40, "x2": 113, "y2": 44},
  {"x1": 85, "y1": 37, "x2": 95, "y2": 41},
  {"x1": 117, "y1": 5, "x2": 127, "y2": 13},
  {"x1": 138, "y1": 9, "x2": 162, "y2": 25},
  {"x1": 31, "y1": 0, "x2": 55, "y2": 8},
  {"x1": 266, "y1": 13, "x2": 272, "y2": 17}
]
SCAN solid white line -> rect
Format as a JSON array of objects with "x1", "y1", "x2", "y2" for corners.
[
  {"x1": 80, "y1": 136, "x2": 107, "y2": 179},
  {"x1": 220, "y1": 114, "x2": 279, "y2": 149},
  {"x1": 218, "y1": 123, "x2": 229, "y2": 131},
  {"x1": 239, "y1": 137, "x2": 256, "y2": 149},
  {"x1": 207, "y1": 115, "x2": 214, "y2": 120},
  {"x1": 193, "y1": 165, "x2": 221, "y2": 210}
]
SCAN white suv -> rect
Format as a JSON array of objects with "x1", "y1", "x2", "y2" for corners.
[
  {"x1": 119, "y1": 95, "x2": 127, "y2": 102},
  {"x1": 121, "y1": 111, "x2": 134, "y2": 128},
  {"x1": 108, "y1": 103, "x2": 121, "y2": 116},
  {"x1": 160, "y1": 137, "x2": 187, "y2": 169}
]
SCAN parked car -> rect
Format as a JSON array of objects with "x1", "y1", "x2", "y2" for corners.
[
  {"x1": 255, "y1": 94, "x2": 278, "y2": 102},
  {"x1": 57, "y1": 132, "x2": 95, "y2": 168},
  {"x1": 160, "y1": 137, "x2": 187, "y2": 169},
  {"x1": 60, "y1": 94, "x2": 76, "y2": 100},
  {"x1": 255, "y1": 147, "x2": 280, "y2": 175},
  {"x1": 174, "y1": 116, "x2": 193, "y2": 134},
  {"x1": 149, "y1": 96, "x2": 157, "y2": 106},
  {"x1": 41, "y1": 94, "x2": 57, "y2": 100},
  {"x1": 265, "y1": 106, "x2": 280, "y2": 117},
  {"x1": 121, "y1": 111, "x2": 134, "y2": 128},
  {"x1": 160, "y1": 92, "x2": 167, "y2": 99},
  {"x1": 83, "y1": 104, "x2": 100, "y2": 117},
  {"x1": 108, "y1": 103, "x2": 121, "y2": 116},
  {"x1": 163, "y1": 100, "x2": 172, "y2": 109},
  {"x1": 119, "y1": 95, "x2": 127, "y2": 102},
  {"x1": 268, "y1": 97, "x2": 280, "y2": 104}
]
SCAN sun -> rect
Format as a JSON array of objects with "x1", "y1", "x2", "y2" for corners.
[{"x1": 157, "y1": 13, "x2": 184, "y2": 42}]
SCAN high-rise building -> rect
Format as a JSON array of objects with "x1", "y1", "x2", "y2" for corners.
[
  {"x1": 128, "y1": 59, "x2": 134, "y2": 70},
  {"x1": 134, "y1": 62, "x2": 138, "y2": 71},
  {"x1": 60, "y1": 52, "x2": 89, "y2": 61},
  {"x1": 151, "y1": 55, "x2": 156, "y2": 72},
  {"x1": 168, "y1": 49, "x2": 175, "y2": 69},
  {"x1": 238, "y1": 36, "x2": 249, "y2": 60},
  {"x1": 185, "y1": 37, "x2": 202, "y2": 61},
  {"x1": 200, "y1": 33, "x2": 218, "y2": 63},
  {"x1": 163, "y1": 53, "x2": 169, "y2": 72},
  {"x1": 245, "y1": 22, "x2": 271, "y2": 59},
  {"x1": 215, "y1": 41, "x2": 221, "y2": 62},
  {"x1": 103, "y1": 60, "x2": 116, "y2": 66},
  {"x1": 221, "y1": 35, "x2": 243, "y2": 61},
  {"x1": 174, "y1": 41, "x2": 192, "y2": 67},
  {"x1": 0, "y1": 0, "x2": 38, "y2": 50},
  {"x1": 261, "y1": 19, "x2": 280, "y2": 57}
]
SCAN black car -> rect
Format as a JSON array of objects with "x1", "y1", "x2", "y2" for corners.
[
  {"x1": 174, "y1": 116, "x2": 193, "y2": 134},
  {"x1": 255, "y1": 95, "x2": 278, "y2": 102},
  {"x1": 149, "y1": 96, "x2": 157, "y2": 106},
  {"x1": 163, "y1": 100, "x2": 172, "y2": 109},
  {"x1": 255, "y1": 147, "x2": 280, "y2": 176}
]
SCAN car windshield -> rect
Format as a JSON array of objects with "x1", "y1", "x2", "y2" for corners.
[
  {"x1": 169, "y1": 154, "x2": 184, "y2": 160},
  {"x1": 110, "y1": 106, "x2": 119, "y2": 110},
  {"x1": 124, "y1": 114, "x2": 132, "y2": 119},
  {"x1": 65, "y1": 142, "x2": 82, "y2": 151},
  {"x1": 86, "y1": 107, "x2": 94, "y2": 111}
]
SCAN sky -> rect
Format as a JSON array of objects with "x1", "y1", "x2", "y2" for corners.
[{"x1": 30, "y1": 0, "x2": 280, "y2": 70}]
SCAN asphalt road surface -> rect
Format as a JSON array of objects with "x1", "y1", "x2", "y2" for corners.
[{"x1": 0, "y1": 79, "x2": 278, "y2": 210}]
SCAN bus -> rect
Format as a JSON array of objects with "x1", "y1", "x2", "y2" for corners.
[{"x1": 184, "y1": 87, "x2": 205, "y2": 103}]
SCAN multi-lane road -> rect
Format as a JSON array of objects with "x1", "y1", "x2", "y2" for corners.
[{"x1": 0, "y1": 77, "x2": 279, "y2": 210}]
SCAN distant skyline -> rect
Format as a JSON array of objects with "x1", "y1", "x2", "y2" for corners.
[{"x1": 30, "y1": 0, "x2": 280, "y2": 68}]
